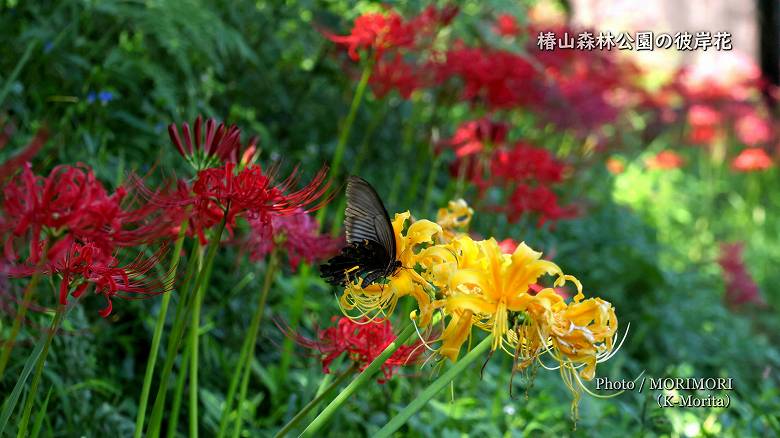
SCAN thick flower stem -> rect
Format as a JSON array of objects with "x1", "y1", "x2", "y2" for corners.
[
  {"x1": 219, "y1": 251, "x2": 279, "y2": 438},
  {"x1": 133, "y1": 221, "x2": 189, "y2": 438},
  {"x1": 167, "y1": 330, "x2": 192, "y2": 438},
  {"x1": 15, "y1": 305, "x2": 65, "y2": 438},
  {"x1": 145, "y1": 238, "x2": 202, "y2": 437},
  {"x1": 0, "y1": 272, "x2": 42, "y2": 380},
  {"x1": 189, "y1": 247, "x2": 206, "y2": 438},
  {"x1": 147, "y1": 218, "x2": 225, "y2": 438},
  {"x1": 299, "y1": 322, "x2": 416, "y2": 437},
  {"x1": 316, "y1": 60, "x2": 373, "y2": 230},
  {"x1": 273, "y1": 363, "x2": 357, "y2": 438},
  {"x1": 374, "y1": 334, "x2": 494, "y2": 438}
]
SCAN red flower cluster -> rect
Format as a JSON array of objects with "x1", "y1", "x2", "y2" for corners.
[
  {"x1": 326, "y1": 6, "x2": 458, "y2": 99},
  {"x1": 436, "y1": 45, "x2": 539, "y2": 110},
  {"x1": 441, "y1": 118, "x2": 573, "y2": 227},
  {"x1": 1, "y1": 163, "x2": 172, "y2": 315},
  {"x1": 646, "y1": 150, "x2": 685, "y2": 170},
  {"x1": 717, "y1": 243, "x2": 765, "y2": 308},
  {"x1": 134, "y1": 128, "x2": 330, "y2": 244},
  {"x1": 294, "y1": 317, "x2": 423, "y2": 382},
  {"x1": 731, "y1": 148, "x2": 773, "y2": 172},
  {"x1": 248, "y1": 208, "x2": 341, "y2": 270}
]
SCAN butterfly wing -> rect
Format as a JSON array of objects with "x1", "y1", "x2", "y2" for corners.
[
  {"x1": 344, "y1": 176, "x2": 397, "y2": 260},
  {"x1": 319, "y1": 176, "x2": 398, "y2": 287}
]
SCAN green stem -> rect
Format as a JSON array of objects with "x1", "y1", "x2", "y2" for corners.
[
  {"x1": 299, "y1": 322, "x2": 416, "y2": 437},
  {"x1": 134, "y1": 221, "x2": 189, "y2": 438},
  {"x1": 146, "y1": 238, "x2": 208, "y2": 437},
  {"x1": 374, "y1": 334, "x2": 494, "y2": 438},
  {"x1": 185, "y1": 218, "x2": 226, "y2": 437},
  {"x1": 328, "y1": 104, "x2": 389, "y2": 236},
  {"x1": 0, "y1": 40, "x2": 36, "y2": 108},
  {"x1": 316, "y1": 61, "x2": 373, "y2": 228},
  {"x1": 388, "y1": 98, "x2": 419, "y2": 208},
  {"x1": 189, "y1": 245, "x2": 206, "y2": 438},
  {"x1": 167, "y1": 327, "x2": 193, "y2": 438},
  {"x1": 273, "y1": 363, "x2": 357, "y2": 438},
  {"x1": 221, "y1": 251, "x2": 280, "y2": 438},
  {"x1": 0, "y1": 273, "x2": 42, "y2": 380},
  {"x1": 16, "y1": 306, "x2": 65, "y2": 438}
]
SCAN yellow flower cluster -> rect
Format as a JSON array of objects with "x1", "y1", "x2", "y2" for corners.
[{"x1": 338, "y1": 199, "x2": 623, "y2": 416}]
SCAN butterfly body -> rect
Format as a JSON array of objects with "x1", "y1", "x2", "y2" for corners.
[{"x1": 320, "y1": 176, "x2": 400, "y2": 287}]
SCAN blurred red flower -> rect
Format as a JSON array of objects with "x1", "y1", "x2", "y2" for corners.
[
  {"x1": 494, "y1": 14, "x2": 519, "y2": 36},
  {"x1": 687, "y1": 105, "x2": 721, "y2": 145},
  {"x1": 293, "y1": 316, "x2": 423, "y2": 382},
  {"x1": 248, "y1": 208, "x2": 341, "y2": 270},
  {"x1": 718, "y1": 242, "x2": 765, "y2": 308},
  {"x1": 437, "y1": 45, "x2": 539, "y2": 109},
  {"x1": 731, "y1": 148, "x2": 773, "y2": 172},
  {"x1": 735, "y1": 112, "x2": 773, "y2": 146},
  {"x1": 646, "y1": 150, "x2": 685, "y2": 170},
  {"x1": 506, "y1": 184, "x2": 575, "y2": 226},
  {"x1": 325, "y1": 11, "x2": 413, "y2": 61},
  {"x1": 370, "y1": 55, "x2": 421, "y2": 99},
  {"x1": 491, "y1": 142, "x2": 565, "y2": 184},
  {"x1": 441, "y1": 118, "x2": 508, "y2": 159}
]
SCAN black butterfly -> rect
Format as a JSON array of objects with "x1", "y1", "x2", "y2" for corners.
[{"x1": 320, "y1": 176, "x2": 402, "y2": 287}]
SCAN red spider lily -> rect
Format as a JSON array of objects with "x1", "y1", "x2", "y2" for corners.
[
  {"x1": 498, "y1": 238, "x2": 518, "y2": 254},
  {"x1": 168, "y1": 116, "x2": 258, "y2": 170},
  {"x1": 370, "y1": 55, "x2": 421, "y2": 99},
  {"x1": 135, "y1": 162, "x2": 332, "y2": 245},
  {"x1": 494, "y1": 14, "x2": 519, "y2": 37},
  {"x1": 506, "y1": 184, "x2": 576, "y2": 226},
  {"x1": 731, "y1": 148, "x2": 773, "y2": 172},
  {"x1": 718, "y1": 242, "x2": 765, "y2": 308},
  {"x1": 9, "y1": 242, "x2": 172, "y2": 317},
  {"x1": 291, "y1": 316, "x2": 423, "y2": 382},
  {"x1": 735, "y1": 112, "x2": 773, "y2": 146},
  {"x1": 325, "y1": 6, "x2": 457, "y2": 62},
  {"x1": 1, "y1": 163, "x2": 173, "y2": 265},
  {"x1": 436, "y1": 45, "x2": 539, "y2": 109},
  {"x1": 646, "y1": 150, "x2": 685, "y2": 170},
  {"x1": 247, "y1": 209, "x2": 341, "y2": 271},
  {"x1": 325, "y1": 11, "x2": 413, "y2": 61},
  {"x1": 490, "y1": 142, "x2": 565, "y2": 184},
  {"x1": 441, "y1": 118, "x2": 508, "y2": 159},
  {"x1": 687, "y1": 105, "x2": 722, "y2": 145}
]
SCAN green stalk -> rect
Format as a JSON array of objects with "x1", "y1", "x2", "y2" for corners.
[
  {"x1": 328, "y1": 104, "x2": 389, "y2": 236},
  {"x1": 316, "y1": 61, "x2": 373, "y2": 228},
  {"x1": 374, "y1": 334, "x2": 493, "y2": 438},
  {"x1": 166, "y1": 327, "x2": 193, "y2": 438},
  {"x1": 189, "y1": 246, "x2": 207, "y2": 438},
  {"x1": 146, "y1": 239, "x2": 206, "y2": 437},
  {"x1": 388, "y1": 98, "x2": 419, "y2": 207},
  {"x1": 0, "y1": 273, "x2": 42, "y2": 379},
  {"x1": 16, "y1": 305, "x2": 65, "y2": 438},
  {"x1": 299, "y1": 322, "x2": 416, "y2": 437},
  {"x1": 0, "y1": 40, "x2": 36, "y2": 108},
  {"x1": 220, "y1": 251, "x2": 280, "y2": 438},
  {"x1": 273, "y1": 363, "x2": 357, "y2": 438},
  {"x1": 133, "y1": 221, "x2": 189, "y2": 438}
]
